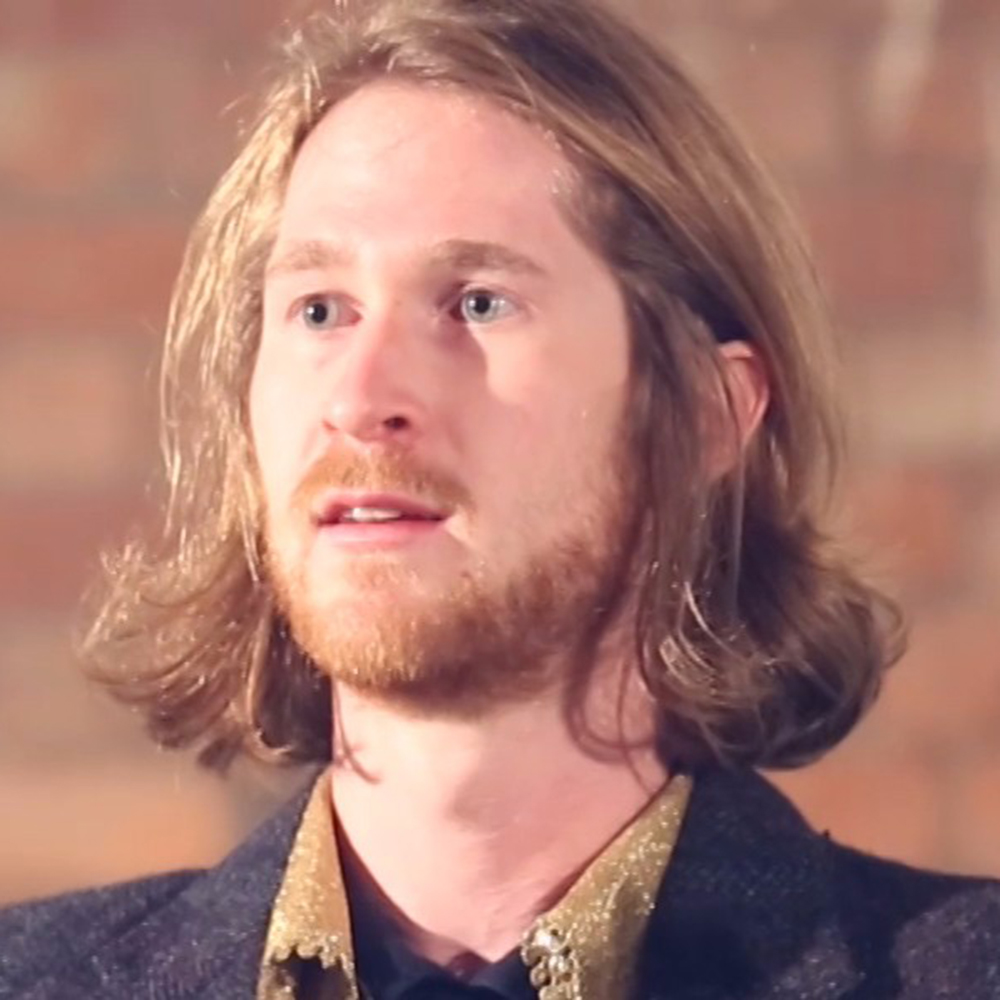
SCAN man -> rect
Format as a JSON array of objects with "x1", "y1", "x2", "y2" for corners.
[{"x1": 2, "y1": 0, "x2": 998, "y2": 997}]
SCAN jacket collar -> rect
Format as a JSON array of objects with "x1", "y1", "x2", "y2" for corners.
[
  {"x1": 46, "y1": 768, "x2": 863, "y2": 999},
  {"x1": 51, "y1": 778, "x2": 316, "y2": 1000},
  {"x1": 640, "y1": 767, "x2": 863, "y2": 999}
]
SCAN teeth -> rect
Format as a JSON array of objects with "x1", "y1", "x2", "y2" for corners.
[{"x1": 341, "y1": 506, "x2": 405, "y2": 523}]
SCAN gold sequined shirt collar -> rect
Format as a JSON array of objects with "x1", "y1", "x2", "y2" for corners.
[{"x1": 257, "y1": 771, "x2": 692, "y2": 1000}]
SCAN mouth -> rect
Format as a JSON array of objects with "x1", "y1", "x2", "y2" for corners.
[
  {"x1": 312, "y1": 491, "x2": 449, "y2": 526},
  {"x1": 309, "y1": 491, "x2": 450, "y2": 548}
]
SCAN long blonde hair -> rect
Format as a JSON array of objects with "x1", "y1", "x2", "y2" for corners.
[{"x1": 82, "y1": 0, "x2": 903, "y2": 770}]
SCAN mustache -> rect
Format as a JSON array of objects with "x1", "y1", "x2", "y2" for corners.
[{"x1": 290, "y1": 451, "x2": 473, "y2": 517}]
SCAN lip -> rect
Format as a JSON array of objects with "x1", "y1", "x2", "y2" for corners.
[
  {"x1": 310, "y1": 490, "x2": 449, "y2": 526},
  {"x1": 309, "y1": 490, "x2": 450, "y2": 551},
  {"x1": 314, "y1": 518, "x2": 446, "y2": 550}
]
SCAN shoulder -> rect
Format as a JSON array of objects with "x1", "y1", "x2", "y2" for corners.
[
  {"x1": 652, "y1": 768, "x2": 1000, "y2": 997},
  {"x1": 0, "y1": 779, "x2": 315, "y2": 999},
  {"x1": 828, "y1": 840, "x2": 1000, "y2": 985},
  {"x1": 0, "y1": 870, "x2": 202, "y2": 997}
]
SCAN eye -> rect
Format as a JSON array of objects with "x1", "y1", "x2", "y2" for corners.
[
  {"x1": 455, "y1": 288, "x2": 516, "y2": 325},
  {"x1": 296, "y1": 294, "x2": 347, "y2": 331}
]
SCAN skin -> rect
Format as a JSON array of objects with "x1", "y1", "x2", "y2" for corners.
[{"x1": 250, "y1": 81, "x2": 768, "y2": 968}]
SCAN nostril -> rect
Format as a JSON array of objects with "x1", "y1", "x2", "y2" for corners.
[{"x1": 383, "y1": 414, "x2": 409, "y2": 431}]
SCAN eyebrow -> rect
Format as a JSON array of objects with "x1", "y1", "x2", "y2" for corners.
[
  {"x1": 429, "y1": 239, "x2": 548, "y2": 278},
  {"x1": 264, "y1": 237, "x2": 549, "y2": 282},
  {"x1": 264, "y1": 240, "x2": 353, "y2": 281}
]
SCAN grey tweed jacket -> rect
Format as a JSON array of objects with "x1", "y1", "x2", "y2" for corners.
[{"x1": 2, "y1": 768, "x2": 999, "y2": 999}]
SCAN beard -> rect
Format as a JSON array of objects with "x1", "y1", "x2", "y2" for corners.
[{"x1": 264, "y1": 445, "x2": 640, "y2": 719}]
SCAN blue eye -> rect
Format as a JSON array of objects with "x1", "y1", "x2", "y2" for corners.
[
  {"x1": 298, "y1": 295, "x2": 343, "y2": 330},
  {"x1": 457, "y1": 289, "x2": 514, "y2": 325}
]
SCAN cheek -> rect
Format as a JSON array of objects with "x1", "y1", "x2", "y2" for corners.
[
  {"x1": 248, "y1": 357, "x2": 306, "y2": 506},
  {"x1": 502, "y1": 368, "x2": 627, "y2": 470},
  {"x1": 468, "y1": 377, "x2": 627, "y2": 531}
]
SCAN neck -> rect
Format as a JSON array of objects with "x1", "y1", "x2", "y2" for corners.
[{"x1": 329, "y1": 665, "x2": 667, "y2": 967}]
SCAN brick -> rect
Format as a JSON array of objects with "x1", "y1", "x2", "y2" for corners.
[
  {"x1": 0, "y1": 333, "x2": 156, "y2": 491},
  {"x1": 0, "y1": 614, "x2": 141, "y2": 759},
  {"x1": 843, "y1": 466, "x2": 970, "y2": 598},
  {"x1": 136, "y1": 58, "x2": 266, "y2": 197},
  {"x1": 937, "y1": 0, "x2": 1000, "y2": 36},
  {"x1": 974, "y1": 479, "x2": 1000, "y2": 595},
  {"x1": 0, "y1": 0, "x2": 995, "y2": 896},
  {"x1": 0, "y1": 53, "x2": 271, "y2": 208},
  {"x1": 0, "y1": 216, "x2": 187, "y2": 332},
  {"x1": 0, "y1": 492, "x2": 143, "y2": 610},
  {"x1": 771, "y1": 753, "x2": 943, "y2": 869},
  {"x1": 873, "y1": 603, "x2": 1000, "y2": 756},
  {"x1": 618, "y1": 11, "x2": 724, "y2": 109},
  {"x1": 801, "y1": 174, "x2": 980, "y2": 318},
  {"x1": 0, "y1": 55, "x2": 140, "y2": 203},
  {"x1": 713, "y1": 32, "x2": 847, "y2": 171},
  {"x1": 0, "y1": 6, "x2": 50, "y2": 50},
  {"x1": 951, "y1": 752, "x2": 1000, "y2": 876},
  {"x1": 0, "y1": 760, "x2": 241, "y2": 904},
  {"x1": 868, "y1": 38, "x2": 988, "y2": 167},
  {"x1": 0, "y1": 0, "x2": 284, "y2": 51},
  {"x1": 634, "y1": 0, "x2": 883, "y2": 34},
  {"x1": 840, "y1": 322, "x2": 1000, "y2": 462}
]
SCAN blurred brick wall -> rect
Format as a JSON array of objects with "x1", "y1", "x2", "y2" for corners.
[{"x1": 1, "y1": 0, "x2": 998, "y2": 905}]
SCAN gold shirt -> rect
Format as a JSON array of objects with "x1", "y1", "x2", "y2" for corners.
[{"x1": 257, "y1": 771, "x2": 693, "y2": 1000}]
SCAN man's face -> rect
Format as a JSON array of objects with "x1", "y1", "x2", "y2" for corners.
[{"x1": 251, "y1": 81, "x2": 635, "y2": 714}]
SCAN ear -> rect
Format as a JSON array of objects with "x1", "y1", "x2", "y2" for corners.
[{"x1": 704, "y1": 340, "x2": 770, "y2": 480}]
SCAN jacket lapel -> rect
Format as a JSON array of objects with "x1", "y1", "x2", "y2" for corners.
[
  {"x1": 638, "y1": 768, "x2": 863, "y2": 1000},
  {"x1": 27, "y1": 768, "x2": 865, "y2": 1000},
  {"x1": 39, "y1": 781, "x2": 315, "y2": 1000}
]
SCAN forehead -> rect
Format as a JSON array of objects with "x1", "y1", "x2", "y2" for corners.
[{"x1": 275, "y1": 81, "x2": 580, "y2": 256}]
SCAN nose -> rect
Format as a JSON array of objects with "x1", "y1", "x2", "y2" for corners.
[{"x1": 321, "y1": 312, "x2": 429, "y2": 446}]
